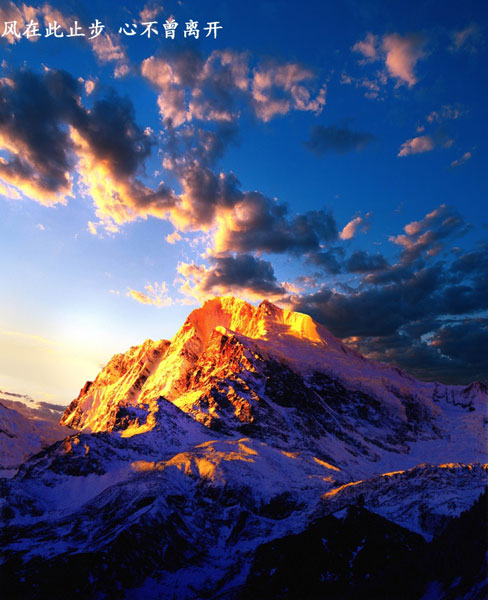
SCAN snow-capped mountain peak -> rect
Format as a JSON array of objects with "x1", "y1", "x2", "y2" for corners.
[{"x1": 59, "y1": 297, "x2": 486, "y2": 480}]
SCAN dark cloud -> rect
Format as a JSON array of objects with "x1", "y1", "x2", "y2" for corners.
[
  {"x1": 431, "y1": 318, "x2": 488, "y2": 368},
  {"x1": 304, "y1": 124, "x2": 375, "y2": 156},
  {"x1": 178, "y1": 254, "x2": 287, "y2": 301},
  {"x1": 0, "y1": 68, "x2": 82, "y2": 195},
  {"x1": 306, "y1": 248, "x2": 344, "y2": 274},
  {"x1": 451, "y1": 243, "x2": 488, "y2": 275},
  {"x1": 346, "y1": 250, "x2": 389, "y2": 273},
  {"x1": 291, "y1": 236, "x2": 488, "y2": 384},
  {"x1": 364, "y1": 263, "x2": 416, "y2": 285},
  {"x1": 345, "y1": 328, "x2": 487, "y2": 385},
  {"x1": 390, "y1": 204, "x2": 470, "y2": 264},
  {"x1": 164, "y1": 121, "x2": 239, "y2": 174},
  {"x1": 305, "y1": 248, "x2": 389, "y2": 276},
  {"x1": 216, "y1": 193, "x2": 338, "y2": 255},
  {"x1": 291, "y1": 264, "x2": 445, "y2": 339},
  {"x1": 0, "y1": 66, "x2": 176, "y2": 223},
  {"x1": 80, "y1": 91, "x2": 153, "y2": 177},
  {"x1": 204, "y1": 254, "x2": 286, "y2": 295},
  {"x1": 347, "y1": 315, "x2": 488, "y2": 385},
  {"x1": 292, "y1": 263, "x2": 452, "y2": 338}
]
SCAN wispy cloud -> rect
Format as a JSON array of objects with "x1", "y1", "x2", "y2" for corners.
[
  {"x1": 127, "y1": 282, "x2": 173, "y2": 307},
  {"x1": 450, "y1": 23, "x2": 482, "y2": 53},
  {"x1": 304, "y1": 124, "x2": 375, "y2": 156},
  {"x1": 450, "y1": 151, "x2": 472, "y2": 168}
]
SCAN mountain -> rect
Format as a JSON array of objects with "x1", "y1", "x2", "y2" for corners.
[
  {"x1": 0, "y1": 389, "x2": 67, "y2": 424},
  {"x1": 1, "y1": 297, "x2": 487, "y2": 599},
  {"x1": 0, "y1": 400, "x2": 71, "y2": 476},
  {"x1": 61, "y1": 297, "x2": 486, "y2": 477}
]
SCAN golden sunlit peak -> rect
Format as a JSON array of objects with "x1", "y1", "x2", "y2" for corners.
[{"x1": 187, "y1": 295, "x2": 330, "y2": 347}]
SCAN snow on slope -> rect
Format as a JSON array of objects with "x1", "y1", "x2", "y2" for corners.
[{"x1": 0, "y1": 402, "x2": 71, "y2": 474}]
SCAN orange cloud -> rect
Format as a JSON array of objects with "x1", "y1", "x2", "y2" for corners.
[
  {"x1": 382, "y1": 33, "x2": 427, "y2": 87},
  {"x1": 71, "y1": 128, "x2": 174, "y2": 233},
  {"x1": 352, "y1": 33, "x2": 379, "y2": 61},
  {"x1": 142, "y1": 50, "x2": 326, "y2": 127},
  {"x1": 398, "y1": 135, "x2": 434, "y2": 157},
  {"x1": 339, "y1": 213, "x2": 371, "y2": 240},
  {"x1": 127, "y1": 282, "x2": 173, "y2": 307}
]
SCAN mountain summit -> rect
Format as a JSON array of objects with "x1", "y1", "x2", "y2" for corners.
[{"x1": 61, "y1": 297, "x2": 486, "y2": 476}]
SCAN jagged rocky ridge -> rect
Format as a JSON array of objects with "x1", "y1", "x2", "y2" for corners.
[{"x1": 1, "y1": 297, "x2": 487, "y2": 599}]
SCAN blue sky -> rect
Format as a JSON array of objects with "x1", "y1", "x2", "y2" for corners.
[{"x1": 0, "y1": 0, "x2": 486, "y2": 402}]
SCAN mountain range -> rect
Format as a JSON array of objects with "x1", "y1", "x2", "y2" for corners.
[{"x1": 1, "y1": 297, "x2": 487, "y2": 599}]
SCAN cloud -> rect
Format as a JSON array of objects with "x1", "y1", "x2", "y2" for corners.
[
  {"x1": 0, "y1": 66, "x2": 177, "y2": 227},
  {"x1": 345, "y1": 250, "x2": 389, "y2": 272},
  {"x1": 306, "y1": 249, "x2": 344, "y2": 274},
  {"x1": 340, "y1": 71, "x2": 387, "y2": 100},
  {"x1": 426, "y1": 105, "x2": 464, "y2": 123},
  {"x1": 139, "y1": 1, "x2": 164, "y2": 22},
  {"x1": 430, "y1": 318, "x2": 488, "y2": 368},
  {"x1": 339, "y1": 213, "x2": 371, "y2": 240},
  {"x1": 304, "y1": 124, "x2": 375, "y2": 156},
  {"x1": 0, "y1": 179, "x2": 21, "y2": 199},
  {"x1": 352, "y1": 31, "x2": 428, "y2": 89},
  {"x1": 35, "y1": 4, "x2": 130, "y2": 76},
  {"x1": 90, "y1": 33, "x2": 126, "y2": 64},
  {"x1": 287, "y1": 208, "x2": 485, "y2": 384},
  {"x1": 0, "y1": 62, "x2": 327, "y2": 241},
  {"x1": 142, "y1": 49, "x2": 326, "y2": 127},
  {"x1": 84, "y1": 79, "x2": 96, "y2": 95},
  {"x1": 73, "y1": 127, "x2": 176, "y2": 233},
  {"x1": 0, "y1": 1, "x2": 37, "y2": 44},
  {"x1": 352, "y1": 33, "x2": 379, "y2": 61},
  {"x1": 291, "y1": 264, "x2": 445, "y2": 339},
  {"x1": 382, "y1": 33, "x2": 427, "y2": 87},
  {"x1": 0, "y1": 68, "x2": 81, "y2": 204},
  {"x1": 291, "y1": 265, "x2": 487, "y2": 384},
  {"x1": 127, "y1": 282, "x2": 172, "y2": 307},
  {"x1": 398, "y1": 135, "x2": 434, "y2": 156},
  {"x1": 450, "y1": 151, "x2": 472, "y2": 168},
  {"x1": 213, "y1": 193, "x2": 338, "y2": 256},
  {"x1": 389, "y1": 204, "x2": 469, "y2": 263},
  {"x1": 165, "y1": 163, "x2": 242, "y2": 232},
  {"x1": 450, "y1": 243, "x2": 488, "y2": 276},
  {"x1": 178, "y1": 255, "x2": 288, "y2": 302},
  {"x1": 251, "y1": 61, "x2": 326, "y2": 122},
  {"x1": 450, "y1": 23, "x2": 482, "y2": 53}
]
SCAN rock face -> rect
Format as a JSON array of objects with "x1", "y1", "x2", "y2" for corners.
[{"x1": 1, "y1": 297, "x2": 487, "y2": 599}]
